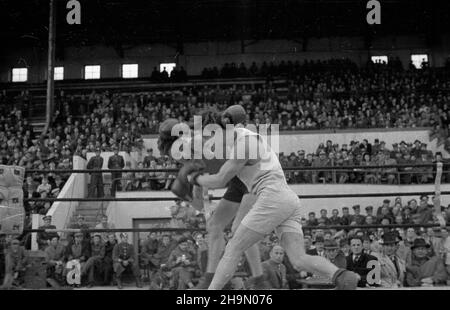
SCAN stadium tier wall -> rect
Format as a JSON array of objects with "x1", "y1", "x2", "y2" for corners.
[{"x1": 2, "y1": 34, "x2": 450, "y2": 83}]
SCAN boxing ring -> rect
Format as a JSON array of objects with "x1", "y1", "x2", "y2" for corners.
[
  {"x1": 23, "y1": 162, "x2": 450, "y2": 234},
  {"x1": 6, "y1": 162, "x2": 448, "y2": 290}
]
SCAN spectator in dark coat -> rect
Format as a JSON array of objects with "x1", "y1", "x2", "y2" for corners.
[
  {"x1": 261, "y1": 245, "x2": 289, "y2": 289},
  {"x1": 346, "y1": 237, "x2": 378, "y2": 287},
  {"x1": 405, "y1": 238, "x2": 448, "y2": 287},
  {"x1": 324, "y1": 240, "x2": 347, "y2": 269}
]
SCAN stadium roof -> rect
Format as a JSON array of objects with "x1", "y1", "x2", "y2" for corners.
[{"x1": 1, "y1": 0, "x2": 449, "y2": 50}]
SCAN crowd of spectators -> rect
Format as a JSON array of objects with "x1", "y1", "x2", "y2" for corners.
[
  {"x1": 280, "y1": 138, "x2": 444, "y2": 185},
  {"x1": 2, "y1": 195, "x2": 450, "y2": 289},
  {"x1": 2, "y1": 56, "x2": 450, "y2": 288}
]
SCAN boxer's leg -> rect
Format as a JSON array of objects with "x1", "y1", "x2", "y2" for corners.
[
  {"x1": 231, "y1": 194, "x2": 263, "y2": 278},
  {"x1": 209, "y1": 224, "x2": 265, "y2": 290},
  {"x1": 280, "y1": 232, "x2": 338, "y2": 277},
  {"x1": 206, "y1": 199, "x2": 240, "y2": 273}
]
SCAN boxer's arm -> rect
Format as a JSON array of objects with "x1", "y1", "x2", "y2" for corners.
[
  {"x1": 190, "y1": 134, "x2": 251, "y2": 189},
  {"x1": 191, "y1": 185, "x2": 205, "y2": 211},
  {"x1": 194, "y1": 158, "x2": 247, "y2": 189}
]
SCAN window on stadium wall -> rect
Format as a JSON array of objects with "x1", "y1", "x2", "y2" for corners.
[
  {"x1": 122, "y1": 64, "x2": 138, "y2": 79},
  {"x1": 12, "y1": 68, "x2": 28, "y2": 82},
  {"x1": 411, "y1": 54, "x2": 429, "y2": 69},
  {"x1": 84, "y1": 65, "x2": 101, "y2": 80},
  {"x1": 54, "y1": 67, "x2": 64, "y2": 80},
  {"x1": 371, "y1": 56, "x2": 388, "y2": 64},
  {"x1": 160, "y1": 63, "x2": 176, "y2": 76}
]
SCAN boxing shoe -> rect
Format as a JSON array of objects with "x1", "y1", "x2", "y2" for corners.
[
  {"x1": 116, "y1": 277, "x2": 123, "y2": 289},
  {"x1": 332, "y1": 269, "x2": 360, "y2": 290}
]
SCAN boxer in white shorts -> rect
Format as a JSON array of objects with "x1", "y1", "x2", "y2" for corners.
[
  {"x1": 159, "y1": 107, "x2": 267, "y2": 289},
  {"x1": 180, "y1": 125, "x2": 360, "y2": 290}
]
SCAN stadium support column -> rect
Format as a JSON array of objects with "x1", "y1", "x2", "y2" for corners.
[{"x1": 43, "y1": 0, "x2": 56, "y2": 136}]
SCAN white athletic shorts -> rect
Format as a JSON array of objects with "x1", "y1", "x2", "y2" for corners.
[{"x1": 240, "y1": 184, "x2": 303, "y2": 237}]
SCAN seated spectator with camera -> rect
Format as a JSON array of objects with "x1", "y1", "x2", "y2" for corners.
[{"x1": 167, "y1": 237, "x2": 198, "y2": 289}]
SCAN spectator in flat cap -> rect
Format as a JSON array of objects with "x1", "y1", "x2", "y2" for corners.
[
  {"x1": 405, "y1": 238, "x2": 448, "y2": 287},
  {"x1": 324, "y1": 240, "x2": 347, "y2": 269},
  {"x1": 44, "y1": 235, "x2": 65, "y2": 287},
  {"x1": 340, "y1": 207, "x2": 352, "y2": 226},
  {"x1": 351, "y1": 205, "x2": 366, "y2": 225},
  {"x1": 69, "y1": 215, "x2": 91, "y2": 242},
  {"x1": 37, "y1": 215, "x2": 58, "y2": 250},
  {"x1": 64, "y1": 232, "x2": 91, "y2": 287},
  {"x1": 376, "y1": 199, "x2": 391, "y2": 218},
  {"x1": 365, "y1": 206, "x2": 374, "y2": 217}
]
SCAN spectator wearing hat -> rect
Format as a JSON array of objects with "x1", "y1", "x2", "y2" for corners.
[
  {"x1": 324, "y1": 240, "x2": 346, "y2": 269},
  {"x1": 372, "y1": 232, "x2": 406, "y2": 288},
  {"x1": 365, "y1": 205, "x2": 374, "y2": 218},
  {"x1": 82, "y1": 233, "x2": 105, "y2": 288},
  {"x1": 351, "y1": 205, "x2": 366, "y2": 225},
  {"x1": 412, "y1": 195, "x2": 434, "y2": 225},
  {"x1": 44, "y1": 235, "x2": 66, "y2": 286},
  {"x1": 307, "y1": 236, "x2": 325, "y2": 257},
  {"x1": 107, "y1": 146, "x2": 125, "y2": 197},
  {"x1": 87, "y1": 148, "x2": 104, "y2": 198},
  {"x1": 261, "y1": 245, "x2": 289, "y2": 289},
  {"x1": 1, "y1": 239, "x2": 28, "y2": 288},
  {"x1": 377, "y1": 199, "x2": 391, "y2": 218},
  {"x1": 64, "y1": 232, "x2": 91, "y2": 284},
  {"x1": 346, "y1": 237, "x2": 378, "y2": 287},
  {"x1": 340, "y1": 207, "x2": 352, "y2": 226},
  {"x1": 167, "y1": 237, "x2": 198, "y2": 289},
  {"x1": 113, "y1": 233, "x2": 142, "y2": 289},
  {"x1": 405, "y1": 238, "x2": 448, "y2": 287},
  {"x1": 37, "y1": 215, "x2": 58, "y2": 250},
  {"x1": 69, "y1": 215, "x2": 91, "y2": 243}
]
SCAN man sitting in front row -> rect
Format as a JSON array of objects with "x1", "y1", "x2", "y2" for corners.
[{"x1": 113, "y1": 233, "x2": 142, "y2": 289}]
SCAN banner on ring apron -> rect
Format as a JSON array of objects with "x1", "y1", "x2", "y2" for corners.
[{"x1": 0, "y1": 165, "x2": 25, "y2": 235}]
